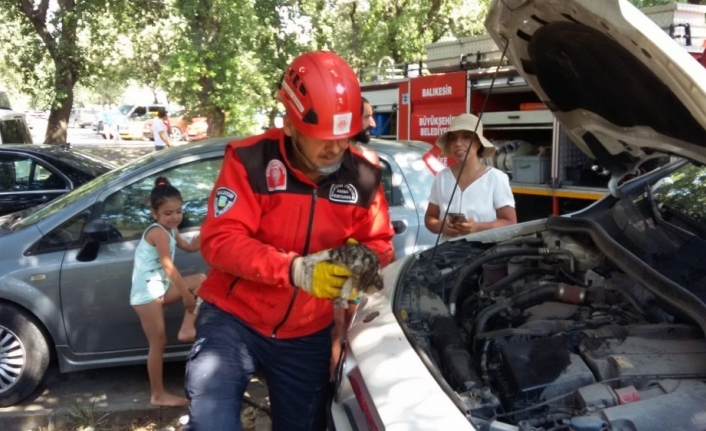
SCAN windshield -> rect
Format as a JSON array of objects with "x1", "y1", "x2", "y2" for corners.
[
  {"x1": 12, "y1": 153, "x2": 155, "y2": 230},
  {"x1": 0, "y1": 92, "x2": 11, "y2": 110},
  {"x1": 615, "y1": 160, "x2": 706, "y2": 298},
  {"x1": 0, "y1": 118, "x2": 32, "y2": 144},
  {"x1": 116, "y1": 105, "x2": 135, "y2": 115}
]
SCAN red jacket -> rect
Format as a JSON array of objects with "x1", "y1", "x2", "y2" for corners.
[{"x1": 198, "y1": 128, "x2": 394, "y2": 339}]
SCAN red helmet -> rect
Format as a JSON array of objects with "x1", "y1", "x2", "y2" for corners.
[{"x1": 279, "y1": 51, "x2": 362, "y2": 140}]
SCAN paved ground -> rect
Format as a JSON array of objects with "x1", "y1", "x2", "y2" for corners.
[
  {"x1": 0, "y1": 138, "x2": 273, "y2": 431},
  {"x1": 0, "y1": 361, "x2": 271, "y2": 431}
]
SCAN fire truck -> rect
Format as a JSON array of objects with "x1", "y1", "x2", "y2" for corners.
[{"x1": 359, "y1": 2, "x2": 706, "y2": 221}]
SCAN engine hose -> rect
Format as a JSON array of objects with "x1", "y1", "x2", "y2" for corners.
[
  {"x1": 430, "y1": 315, "x2": 482, "y2": 390},
  {"x1": 449, "y1": 248, "x2": 542, "y2": 316},
  {"x1": 466, "y1": 282, "x2": 586, "y2": 354},
  {"x1": 472, "y1": 283, "x2": 559, "y2": 335},
  {"x1": 485, "y1": 267, "x2": 557, "y2": 293},
  {"x1": 546, "y1": 215, "x2": 706, "y2": 337}
]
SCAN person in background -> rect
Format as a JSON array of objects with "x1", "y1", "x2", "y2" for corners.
[
  {"x1": 425, "y1": 113, "x2": 516, "y2": 241},
  {"x1": 103, "y1": 109, "x2": 121, "y2": 143},
  {"x1": 349, "y1": 97, "x2": 379, "y2": 165},
  {"x1": 152, "y1": 108, "x2": 173, "y2": 151},
  {"x1": 130, "y1": 177, "x2": 205, "y2": 407},
  {"x1": 183, "y1": 50, "x2": 394, "y2": 431}
]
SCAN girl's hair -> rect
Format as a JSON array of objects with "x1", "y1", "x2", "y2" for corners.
[{"x1": 150, "y1": 176, "x2": 182, "y2": 210}]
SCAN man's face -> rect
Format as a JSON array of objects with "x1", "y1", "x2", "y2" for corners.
[
  {"x1": 353, "y1": 102, "x2": 376, "y2": 144},
  {"x1": 284, "y1": 116, "x2": 349, "y2": 176}
]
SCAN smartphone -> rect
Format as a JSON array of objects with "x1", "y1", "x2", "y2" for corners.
[{"x1": 447, "y1": 212, "x2": 467, "y2": 224}]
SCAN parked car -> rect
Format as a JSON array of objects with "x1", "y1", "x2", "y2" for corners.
[
  {"x1": 0, "y1": 89, "x2": 11, "y2": 110},
  {"x1": 185, "y1": 114, "x2": 209, "y2": 142},
  {"x1": 69, "y1": 107, "x2": 98, "y2": 128},
  {"x1": 143, "y1": 108, "x2": 189, "y2": 142},
  {"x1": 330, "y1": 1, "x2": 706, "y2": 431},
  {"x1": 0, "y1": 144, "x2": 116, "y2": 216},
  {"x1": 0, "y1": 110, "x2": 33, "y2": 145},
  {"x1": 110, "y1": 104, "x2": 167, "y2": 140},
  {"x1": 90, "y1": 116, "x2": 104, "y2": 134},
  {"x1": 0, "y1": 136, "x2": 436, "y2": 407},
  {"x1": 143, "y1": 109, "x2": 209, "y2": 142}
]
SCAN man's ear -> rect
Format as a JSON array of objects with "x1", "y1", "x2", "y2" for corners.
[{"x1": 282, "y1": 115, "x2": 294, "y2": 137}]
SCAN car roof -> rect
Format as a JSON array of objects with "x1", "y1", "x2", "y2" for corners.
[
  {"x1": 0, "y1": 144, "x2": 117, "y2": 175},
  {"x1": 0, "y1": 109, "x2": 27, "y2": 121},
  {"x1": 368, "y1": 138, "x2": 431, "y2": 154}
]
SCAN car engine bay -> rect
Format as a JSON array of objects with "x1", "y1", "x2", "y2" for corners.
[{"x1": 396, "y1": 215, "x2": 706, "y2": 431}]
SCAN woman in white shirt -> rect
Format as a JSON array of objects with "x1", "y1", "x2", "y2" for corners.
[{"x1": 425, "y1": 113, "x2": 517, "y2": 241}]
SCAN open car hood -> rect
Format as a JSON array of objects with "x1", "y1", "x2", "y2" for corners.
[{"x1": 485, "y1": 0, "x2": 706, "y2": 194}]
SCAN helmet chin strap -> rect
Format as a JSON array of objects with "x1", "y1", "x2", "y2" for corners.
[{"x1": 294, "y1": 138, "x2": 342, "y2": 176}]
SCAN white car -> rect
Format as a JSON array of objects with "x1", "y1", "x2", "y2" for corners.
[
  {"x1": 331, "y1": 1, "x2": 706, "y2": 431},
  {"x1": 0, "y1": 110, "x2": 32, "y2": 144}
]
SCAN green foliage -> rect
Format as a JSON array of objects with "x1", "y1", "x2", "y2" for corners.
[{"x1": 1, "y1": 0, "x2": 703, "y2": 141}]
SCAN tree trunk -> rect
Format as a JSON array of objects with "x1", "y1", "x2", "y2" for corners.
[{"x1": 44, "y1": 66, "x2": 76, "y2": 145}]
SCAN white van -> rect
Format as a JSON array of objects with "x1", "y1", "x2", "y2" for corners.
[{"x1": 0, "y1": 110, "x2": 33, "y2": 144}]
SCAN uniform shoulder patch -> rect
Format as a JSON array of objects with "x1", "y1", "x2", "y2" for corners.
[
  {"x1": 214, "y1": 187, "x2": 237, "y2": 217},
  {"x1": 266, "y1": 159, "x2": 287, "y2": 191}
]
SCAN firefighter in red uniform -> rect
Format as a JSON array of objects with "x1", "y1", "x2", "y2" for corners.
[{"x1": 183, "y1": 51, "x2": 394, "y2": 431}]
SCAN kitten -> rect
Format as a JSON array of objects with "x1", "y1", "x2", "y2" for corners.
[{"x1": 327, "y1": 243, "x2": 383, "y2": 307}]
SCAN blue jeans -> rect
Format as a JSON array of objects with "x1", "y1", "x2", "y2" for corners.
[{"x1": 184, "y1": 302, "x2": 332, "y2": 431}]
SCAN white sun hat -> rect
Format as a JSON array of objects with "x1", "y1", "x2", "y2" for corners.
[{"x1": 436, "y1": 113, "x2": 496, "y2": 158}]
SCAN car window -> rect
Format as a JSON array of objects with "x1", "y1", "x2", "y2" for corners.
[
  {"x1": 131, "y1": 106, "x2": 147, "y2": 117},
  {"x1": 34, "y1": 207, "x2": 92, "y2": 253},
  {"x1": 0, "y1": 154, "x2": 66, "y2": 191},
  {"x1": 380, "y1": 159, "x2": 405, "y2": 206},
  {"x1": 0, "y1": 119, "x2": 32, "y2": 144},
  {"x1": 100, "y1": 157, "x2": 222, "y2": 240},
  {"x1": 0, "y1": 91, "x2": 11, "y2": 110},
  {"x1": 650, "y1": 162, "x2": 706, "y2": 227}
]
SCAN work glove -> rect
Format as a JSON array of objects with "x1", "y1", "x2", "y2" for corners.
[{"x1": 291, "y1": 249, "x2": 353, "y2": 300}]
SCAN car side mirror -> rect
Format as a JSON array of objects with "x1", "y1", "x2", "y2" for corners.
[{"x1": 76, "y1": 219, "x2": 110, "y2": 262}]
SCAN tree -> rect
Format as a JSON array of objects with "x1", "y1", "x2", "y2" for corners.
[
  {"x1": 0, "y1": 0, "x2": 163, "y2": 144},
  {"x1": 166, "y1": 0, "x2": 316, "y2": 137}
]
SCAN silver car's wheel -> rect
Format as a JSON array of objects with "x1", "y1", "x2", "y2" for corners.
[
  {"x1": 170, "y1": 126, "x2": 183, "y2": 142},
  {"x1": 0, "y1": 305, "x2": 50, "y2": 407}
]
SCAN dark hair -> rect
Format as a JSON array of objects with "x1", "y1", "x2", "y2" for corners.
[
  {"x1": 360, "y1": 97, "x2": 370, "y2": 115},
  {"x1": 157, "y1": 107, "x2": 168, "y2": 118},
  {"x1": 150, "y1": 176, "x2": 182, "y2": 210}
]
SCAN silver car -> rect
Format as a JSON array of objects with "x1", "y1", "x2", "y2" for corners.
[{"x1": 0, "y1": 136, "x2": 435, "y2": 407}]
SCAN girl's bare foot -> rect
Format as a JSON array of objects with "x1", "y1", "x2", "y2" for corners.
[
  {"x1": 178, "y1": 310, "x2": 198, "y2": 343},
  {"x1": 151, "y1": 392, "x2": 188, "y2": 407},
  {"x1": 178, "y1": 325, "x2": 196, "y2": 343}
]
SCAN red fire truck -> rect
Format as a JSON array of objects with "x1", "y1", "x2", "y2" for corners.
[{"x1": 360, "y1": 2, "x2": 706, "y2": 221}]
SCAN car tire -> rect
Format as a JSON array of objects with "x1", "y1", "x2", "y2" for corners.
[
  {"x1": 0, "y1": 304, "x2": 50, "y2": 407},
  {"x1": 170, "y1": 126, "x2": 183, "y2": 142}
]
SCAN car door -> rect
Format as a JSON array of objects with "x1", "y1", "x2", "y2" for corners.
[
  {"x1": 376, "y1": 152, "x2": 425, "y2": 259},
  {"x1": 0, "y1": 152, "x2": 68, "y2": 216},
  {"x1": 58, "y1": 155, "x2": 222, "y2": 354}
]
